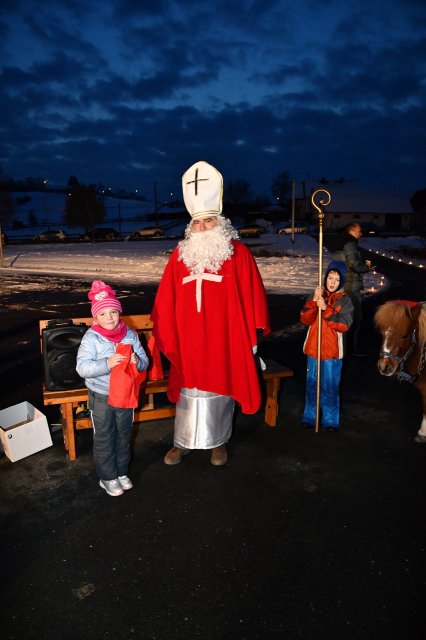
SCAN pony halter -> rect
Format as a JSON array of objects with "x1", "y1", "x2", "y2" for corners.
[{"x1": 379, "y1": 329, "x2": 418, "y2": 383}]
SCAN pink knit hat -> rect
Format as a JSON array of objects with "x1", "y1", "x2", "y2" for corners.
[{"x1": 88, "y1": 280, "x2": 122, "y2": 318}]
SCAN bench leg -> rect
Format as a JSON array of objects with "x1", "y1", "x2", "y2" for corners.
[
  {"x1": 61, "y1": 402, "x2": 77, "y2": 461},
  {"x1": 264, "y1": 377, "x2": 280, "y2": 427}
]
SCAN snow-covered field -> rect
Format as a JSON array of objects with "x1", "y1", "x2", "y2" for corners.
[
  {"x1": 2, "y1": 190, "x2": 424, "y2": 295},
  {"x1": 1, "y1": 233, "x2": 425, "y2": 296}
]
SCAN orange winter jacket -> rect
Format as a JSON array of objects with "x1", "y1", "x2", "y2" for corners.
[{"x1": 300, "y1": 290, "x2": 354, "y2": 360}]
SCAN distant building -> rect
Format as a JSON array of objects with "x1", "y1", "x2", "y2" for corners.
[{"x1": 306, "y1": 184, "x2": 413, "y2": 232}]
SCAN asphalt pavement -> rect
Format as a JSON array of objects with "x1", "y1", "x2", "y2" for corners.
[{"x1": 0, "y1": 254, "x2": 425, "y2": 640}]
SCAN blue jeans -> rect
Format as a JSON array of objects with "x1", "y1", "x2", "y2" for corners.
[
  {"x1": 302, "y1": 356, "x2": 342, "y2": 428},
  {"x1": 88, "y1": 390, "x2": 134, "y2": 480}
]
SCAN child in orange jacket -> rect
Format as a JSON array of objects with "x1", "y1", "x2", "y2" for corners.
[{"x1": 300, "y1": 261, "x2": 354, "y2": 431}]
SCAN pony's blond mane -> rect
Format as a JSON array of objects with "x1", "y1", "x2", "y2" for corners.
[{"x1": 374, "y1": 301, "x2": 426, "y2": 351}]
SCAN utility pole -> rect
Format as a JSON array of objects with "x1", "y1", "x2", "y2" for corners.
[
  {"x1": 153, "y1": 182, "x2": 158, "y2": 225},
  {"x1": 44, "y1": 180, "x2": 49, "y2": 228},
  {"x1": 291, "y1": 178, "x2": 296, "y2": 244}
]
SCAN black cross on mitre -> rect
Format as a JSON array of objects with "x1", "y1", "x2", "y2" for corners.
[{"x1": 186, "y1": 167, "x2": 209, "y2": 196}]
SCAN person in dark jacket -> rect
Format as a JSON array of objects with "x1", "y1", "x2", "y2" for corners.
[
  {"x1": 333, "y1": 223, "x2": 371, "y2": 355},
  {"x1": 300, "y1": 260, "x2": 354, "y2": 431}
]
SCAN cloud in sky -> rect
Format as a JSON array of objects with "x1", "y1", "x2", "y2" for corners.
[{"x1": 0, "y1": 0, "x2": 425, "y2": 201}]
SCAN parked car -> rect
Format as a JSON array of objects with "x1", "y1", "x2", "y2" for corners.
[
  {"x1": 238, "y1": 224, "x2": 266, "y2": 238},
  {"x1": 33, "y1": 229, "x2": 67, "y2": 243},
  {"x1": 80, "y1": 227, "x2": 120, "y2": 242},
  {"x1": 278, "y1": 222, "x2": 308, "y2": 235},
  {"x1": 128, "y1": 226, "x2": 165, "y2": 240}
]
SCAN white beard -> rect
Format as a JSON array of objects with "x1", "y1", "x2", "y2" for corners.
[{"x1": 178, "y1": 219, "x2": 237, "y2": 275}]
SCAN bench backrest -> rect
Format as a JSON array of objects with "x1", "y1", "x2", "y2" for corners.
[{"x1": 39, "y1": 314, "x2": 154, "y2": 353}]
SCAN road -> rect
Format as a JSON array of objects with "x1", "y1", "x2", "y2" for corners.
[{"x1": 0, "y1": 254, "x2": 425, "y2": 640}]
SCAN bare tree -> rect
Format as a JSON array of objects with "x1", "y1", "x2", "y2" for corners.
[
  {"x1": 271, "y1": 171, "x2": 291, "y2": 206},
  {"x1": 64, "y1": 182, "x2": 105, "y2": 232},
  {"x1": 0, "y1": 191, "x2": 16, "y2": 266},
  {"x1": 225, "y1": 179, "x2": 252, "y2": 204}
]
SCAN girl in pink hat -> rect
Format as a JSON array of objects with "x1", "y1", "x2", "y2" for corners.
[{"x1": 77, "y1": 281, "x2": 149, "y2": 497}]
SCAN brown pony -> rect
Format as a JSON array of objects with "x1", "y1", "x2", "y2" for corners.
[{"x1": 374, "y1": 300, "x2": 426, "y2": 443}]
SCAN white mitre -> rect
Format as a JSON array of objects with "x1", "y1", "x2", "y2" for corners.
[{"x1": 182, "y1": 160, "x2": 223, "y2": 220}]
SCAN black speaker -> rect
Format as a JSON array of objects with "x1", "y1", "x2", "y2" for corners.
[{"x1": 42, "y1": 320, "x2": 88, "y2": 391}]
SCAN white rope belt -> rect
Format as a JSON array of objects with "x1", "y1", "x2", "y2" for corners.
[{"x1": 182, "y1": 273, "x2": 223, "y2": 312}]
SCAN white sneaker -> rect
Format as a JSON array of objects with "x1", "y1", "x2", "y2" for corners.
[
  {"x1": 118, "y1": 475, "x2": 133, "y2": 490},
  {"x1": 99, "y1": 478, "x2": 124, "y2": 497}
]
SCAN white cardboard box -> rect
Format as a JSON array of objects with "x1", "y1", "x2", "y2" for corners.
[{"x1": 0, "y1": 401, "x2": 53, "y2": 462}]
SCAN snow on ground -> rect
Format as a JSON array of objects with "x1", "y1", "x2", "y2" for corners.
[
  {"x1": 3, "y1": 190, "x2": 424, "y2": 295},
  {"x1": 2, "y1": 233, "x2": 424, "y2": 296}
]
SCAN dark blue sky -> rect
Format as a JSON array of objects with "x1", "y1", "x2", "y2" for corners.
[{"x1": 1, "y1": 0, "x2": 425, "y2": 202}]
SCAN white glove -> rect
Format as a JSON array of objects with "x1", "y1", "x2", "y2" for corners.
[{"x1": 252, "y1": 345, "x2": 267, "y2": 371}]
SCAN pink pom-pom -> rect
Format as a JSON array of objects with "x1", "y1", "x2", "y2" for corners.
[{"x1": 88, "y1": 280, "x2": 108, "y2": 301}]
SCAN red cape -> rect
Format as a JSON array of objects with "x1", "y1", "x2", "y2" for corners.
[{"x1": 151, "y1": 240, "x2": 270, "y2": 413}]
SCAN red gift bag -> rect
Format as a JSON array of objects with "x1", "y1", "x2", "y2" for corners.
[{"x1": 108, "y1": 343, "x2": 147, "y2": 408}]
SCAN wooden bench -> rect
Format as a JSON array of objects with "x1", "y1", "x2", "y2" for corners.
[{"x1": 39, "y1": 315, "x2": 294, "y2": 460}]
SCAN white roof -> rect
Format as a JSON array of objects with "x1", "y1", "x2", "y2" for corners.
[{"x1": 313, "y1": 184, "x2": 412, "y2": 214}]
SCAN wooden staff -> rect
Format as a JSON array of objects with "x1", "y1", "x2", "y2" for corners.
[{"x1": 310, "y1": 189, "x2": 332, "y2": 433}]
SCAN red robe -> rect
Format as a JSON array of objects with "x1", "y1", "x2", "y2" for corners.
[{"x1": 151, "y1": 240, "x2": 270, "y2": 414}]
